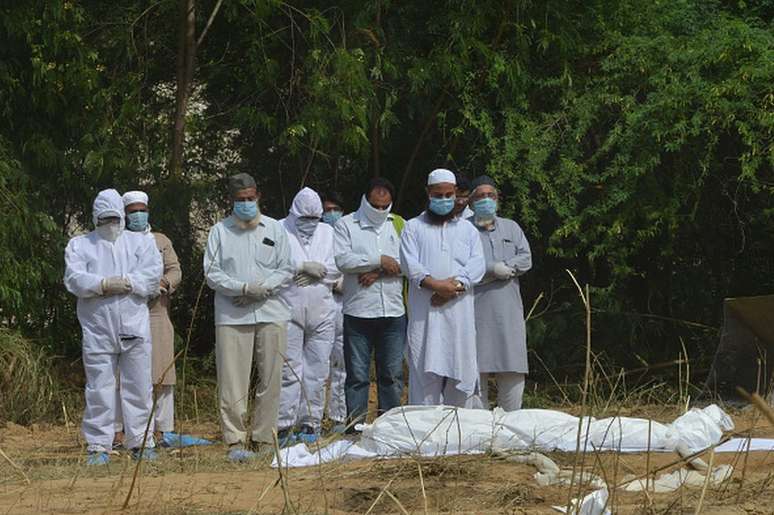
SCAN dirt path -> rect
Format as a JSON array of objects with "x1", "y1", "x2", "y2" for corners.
[{"x1": 1, "y1": 410, "x2": 773, "y2": 514}]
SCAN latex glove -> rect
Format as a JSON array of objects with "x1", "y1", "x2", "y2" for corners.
[
  {"x1": 102, "y1": 276, "x2": 132, "y2": 296},
  {"x1": 493, "y1": 262, "x2": 515, "y2": 280},
  {"x1": 243, "y1": 282, "x2": 271, "y2": 301},
  {"x1": 294, "y1": 272, "x2": 317, "y2": 287},
  {"x1": 300, "y1": 261, "x2": 327, "y2": 280}
]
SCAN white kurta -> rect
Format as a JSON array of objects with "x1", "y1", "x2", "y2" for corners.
[
  {"x1": 64, "y1": 189, "x2": 163, "y2": 452},
  {"x1": 399, "y1": 212, "x2": 485, "y2": 401}
]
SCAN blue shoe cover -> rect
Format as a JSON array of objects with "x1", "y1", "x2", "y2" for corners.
[
  {"x1": 277, "y1": 429, "x2": 297, "y2": 448},
  {"x1": 131, "y1": 447, "x2": 159, "y2": 462},
  {"x1": 86, "y1": 451, "x2": 110, "y2": 465},
  {"x1": 297, "y1": 426, "x2": 319, "y2": 445},
  {"x1": 228, "y1": 446, "x2": 256, "y2": 463},
  {"x1": 162, "y1": 432, "x2": 213, "y2": 448}
]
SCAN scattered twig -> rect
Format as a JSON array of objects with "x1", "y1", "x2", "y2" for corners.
[
  {"x1": 0, "y1": 447, "x2": 30, "y2": 485},
  {"x1": 736, "y1": 388, "x2": 774, "y2": 426},
  {"x1": 272, "y1": 429, "x2": 297, "y2": 514},
  {"x1": 416, "y1": 460, "x2": 429, "y2": 514},
  {"x1": 384, "y1": 488, "x2": 410, "y2": 515},
  {"x1": 693, "y1": 449, "x2": 716, "y2": 515}
]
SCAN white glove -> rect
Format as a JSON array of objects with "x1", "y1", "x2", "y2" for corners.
[
  {"x1": 294, "y1": 272, "x2": 316, "y2": 287},
  {"x1": 492, "y1": 262, "x2": 515, "y2": 280},
  {"x1": 244, "y1": 282, "x2": 272, "y2": 301},
  {"x1": 300, "y1": 261, "x2": 327, "y2": 280},
  {"x1": 102, "y1": 276, "x2": 132, "y2": 296}
]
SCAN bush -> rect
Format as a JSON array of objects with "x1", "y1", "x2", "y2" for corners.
[{"x1": 0, "y1": 329, "x2": 79, "y2": 425}]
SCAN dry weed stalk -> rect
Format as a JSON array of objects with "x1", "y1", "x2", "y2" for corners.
[
  {"x1": 736, "y1": 388, "x2": 774, "y2": 426},
  {"x1": 122, "y1": 258, "x2": 212, "y2": 510},
  {"x1": 278, "y1": 350, "x2": 329, "y2": 513},
  {"x1": 0, "y1": 446, "x2": 30, "y2": 485},
  {"x1": 415, "y1": 460, "x2": 429, "y2": 514},
  {"x1": 693, "y1": 448, "x2": 716, "y2": 514},
  {"x1": 564, "y1": 270, "x2": 592, "y2": 514},
  {"x1": 384, "y1": 488, "x2": 410, "y2": 514},
  {"x1": 273, "y1": 429, "x2": 298, "y2": 514}
]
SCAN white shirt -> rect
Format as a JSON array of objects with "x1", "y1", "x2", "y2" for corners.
[
  {"x1": 399, "y1": 212, "x2": 485, "y2": 396},
  {"x1": 334, "y1": 208, "x2": 405, "y2": 319},
  {"x1": 204, "y1": 214, "x2": 294, "y2": 325}
]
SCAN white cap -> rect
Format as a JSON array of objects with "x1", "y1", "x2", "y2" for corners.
[
  {"x1": 122, "y1": 190, "x2": 149, "y2": 207},
  {"x1": 427, "y1": 168, "x2": 456, "y2": 186}
]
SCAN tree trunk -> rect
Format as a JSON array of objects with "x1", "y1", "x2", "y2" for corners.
[{"x1": 170, "y1": 0, "x2": 196, "y2": 177}]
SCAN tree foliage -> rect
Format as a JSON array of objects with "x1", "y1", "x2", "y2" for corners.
[{"x1": 1, "y1": 0, "x2": 772, "y2": 379}]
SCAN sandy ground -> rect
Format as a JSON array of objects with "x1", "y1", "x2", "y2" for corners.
[{"x1": 1, "y1": 408, "x2": 773, "y2": 514}]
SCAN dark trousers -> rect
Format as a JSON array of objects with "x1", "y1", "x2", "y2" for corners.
[{"x1": 343, "y1": 314, "x2": 406, "y2": 425}]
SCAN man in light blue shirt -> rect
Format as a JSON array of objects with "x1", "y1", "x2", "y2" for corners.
[
  {"x1": 334, "y1": 177, "x2": 406, "y2": 428},
  {"x1": 204, "y1": 173, "x2": 294, "y2": 462}
]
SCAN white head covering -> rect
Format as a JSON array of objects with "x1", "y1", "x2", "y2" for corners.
[
  {"x1": 122, "y1": 190, "x2": 149, "y2": 207},
  {"x1": 427, "y1": 168, "x2": 456, "y2": 186},
  {"x1": 93, "y1": 189, "x2": 124, "y2": 225},
  {"x1": 289, "y1": 187, "x2": 323, "y2": 218}
]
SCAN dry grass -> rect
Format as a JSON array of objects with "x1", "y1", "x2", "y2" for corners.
[{"x1": 0, "y1": 329, "x2": 80, "y2": 426}]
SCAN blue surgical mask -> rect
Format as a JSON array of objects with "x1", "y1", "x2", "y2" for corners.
[
  {"x1": 428, "y1": 197, "x2": 455, "y2": 216},
  {"x1": 234, "y1": 200, "x2": 258, "y2": 221},
  {"x1": 472, "y1": 198, "x2": 497, "y2": 218},
  {"x1": 126, "y1": 211, "x2": 149, "y2": 232},
  {"x1": 322, "y1": 210, "x2": 343, "y2": 226}
]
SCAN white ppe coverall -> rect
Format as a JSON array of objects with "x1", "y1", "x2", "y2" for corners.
[
  {"x1": 278, "y1": 188, "x2": 340, "y2": 431},
  {"x1": 64, "y1": 189, "x2": 163, "y2": 452},
  {"x1": 327, "y1": 288, "x2": 347, "y2": 423}
]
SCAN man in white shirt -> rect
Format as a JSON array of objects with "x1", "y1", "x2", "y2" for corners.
[
  {"x1": 204, "y1": 173, "x2": 294, "y2": 462},
  {"x1": 399, "y1": 169, "x2": 486, "y2": 407},
  {"x1": 334, "y1": 178, "x2": 406, "y2": 428},
  {"x1": 277, "y1": 187, "x2": 340, "y2": 445}
]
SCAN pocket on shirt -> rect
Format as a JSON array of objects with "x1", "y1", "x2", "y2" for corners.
[
  {"x1": 502, "y1": 239, "x2": 517, "y2": 258},
  {"x1": 255, "y1": 240, "x2": 276, "y2": 267}
]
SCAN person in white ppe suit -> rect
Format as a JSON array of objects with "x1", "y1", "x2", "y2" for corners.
[
  {"x1": 321, "y1": 191, "x2": 347, "y2": 431},
  {"x1": 119, "y1": 190, "x2": 212, "y2": 448},
  {"x1": 399, "y1": 169, "x2": 486, "y2": 407},
  {"x1": 278, "y1": 187, "x2": 340, "y2": 444},
  {"x1": 204, "y1": 173, "x2": 294, "y2": 462},
  {"x1": 64, "y1": 189, "x2": 163, "y2": 465}
]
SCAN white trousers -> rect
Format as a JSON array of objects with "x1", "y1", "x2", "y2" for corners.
[
  {"x1": 278, "y1": 309, "x2": 334, "y2": 430},
  {"x1": 407, "y1": 359, "x2": 469, "y2": 407},
  {"x1": 83, "y1": 337, "x2": 155, "y2": 452},
  {"x1": 478, "y1": 372, "x2": 525, "y2": 411},
  {"x1": 114, "y1": 383, "x2": 174, "y2": 433},
  {"x1": 154, "y1": 385, "x2": 174, "y2": 432},
  {"x1": 326, "y1": 307, "x2": 346, "y2": 423}
]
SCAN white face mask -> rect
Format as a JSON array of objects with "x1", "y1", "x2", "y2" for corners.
[
  {"x1": 97, "y1": 222, "x2": 123, "y2": 242},
  {"x1": 361, "y1": 195, "x2": 391, "y2": 226},
  {"x1": 295, "y1": 216, "x2": 319, "y2": 243}
]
